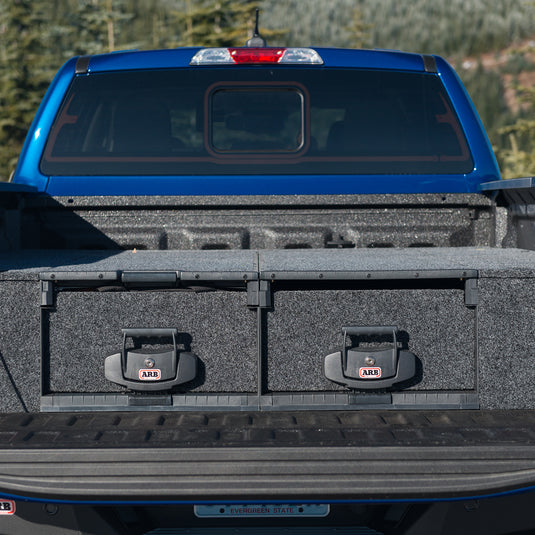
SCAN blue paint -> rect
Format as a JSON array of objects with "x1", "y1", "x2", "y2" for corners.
[
  {"x1": 2, "y1": 484, "x2": 535, "y2": 506},
  {"x1": 44, "y1": 173, "x2": 476, "y2": 196}
]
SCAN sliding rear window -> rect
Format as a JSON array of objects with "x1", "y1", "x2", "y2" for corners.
[{"x1": 41, "y1": 68, "x2": 473, "y2": 176}]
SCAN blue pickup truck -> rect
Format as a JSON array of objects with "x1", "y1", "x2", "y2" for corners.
[
  {"x1": 2, "y1": 44, "x2": 535, "y2": 533},
  {"x1": 14, "y1": 46, "x2": 498, "y2": 195}
]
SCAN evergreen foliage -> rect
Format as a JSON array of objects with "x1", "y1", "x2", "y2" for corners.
[
  {"x1": 167, "y1": 0, "x2": 284, "y2": 48},
  {"x1": 0, "y1": 0, "x2": 55, "y2": 178},
  {"x1": 260, "y1": 0, "x2": 535, "y2": 56},
  {"x1": 63, "y1": 0, "x2": 135, "y2": 55},
  {"x1": 345, "y1": 6, "x2": 371, "y2": 49},
  {"x1": 170, "y1": 0, "x2": 256, "y2": 47},
  {"x1": 496, "y1": 85, "x2": 535, "y2": 178},
  {"x1": 457, "y1": 63, "x2": 515, "y2": 144}
]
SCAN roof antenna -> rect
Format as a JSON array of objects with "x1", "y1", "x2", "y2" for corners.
[{"x1": 246, "y1": 9, "x2": 267, "y2": 47}]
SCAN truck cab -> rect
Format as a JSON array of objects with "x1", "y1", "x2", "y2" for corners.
[{"x1": 13, "y1": 46, "x2": 499, "y2": 195}]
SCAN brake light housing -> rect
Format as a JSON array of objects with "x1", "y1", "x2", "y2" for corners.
[{"x1": 190, "y1": 47, "x2": 323, "y2": 65}]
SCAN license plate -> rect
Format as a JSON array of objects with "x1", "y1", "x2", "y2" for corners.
[{"x1": 194, "y1": 504, "x2": 329, "y2": 518}]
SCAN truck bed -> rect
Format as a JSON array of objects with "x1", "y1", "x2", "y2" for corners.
[{"x1": 1, "y1": 190, "x2": 535, "y2": 505}]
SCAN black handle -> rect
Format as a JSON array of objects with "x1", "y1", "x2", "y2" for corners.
[
  {"x1": 104, "y1": 327, "x2": 197, "y2": 391},
  {"x1": 121, "y1": 329, "x2": 178, "y2": 379},
  {"x1": 342, "y1": 326, "x2": 397, "y2": 336},
  {"x1": 324, "y1": 325, "x2": 415, "y2": 390},
  {"x1": 122, "y1": 328, "x2": 178, "y2": 338}
]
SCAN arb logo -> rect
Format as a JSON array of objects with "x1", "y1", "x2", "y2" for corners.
[
  {"x1": 0, "y1": 500, "x2": 15, "y2": 515},
  {"x1": 139, "y1": 369, "x2": 161, "y2": 380},
  {"x1": 359, "y1": 367, "x2": 382, "y2": 379}
]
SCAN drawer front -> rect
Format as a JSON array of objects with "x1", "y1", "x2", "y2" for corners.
[
  {"x1": 46, "y1": 291, "x2": 257, "y2": 394},
  {"x1": 267, "y1": 288, "x2": 476, "y2": 392}
]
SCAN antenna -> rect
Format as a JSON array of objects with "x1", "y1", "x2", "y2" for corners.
[{"x1": 246, "y1": 9, "x2": 267, "y2": 47}]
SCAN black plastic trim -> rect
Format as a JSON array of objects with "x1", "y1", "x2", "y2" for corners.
[
  {"x1": 422, "y1": 54, "x2": 437, "y2": 73},
  {"x1": 260, "y1": 269, "x2": 478, "y2": 281},
  {"x1": 75, "y1": 55, "x2": 91, "y2": 74},
  {"x1": 40, "y1": 271, "x2": 119, "y2": 282},
  {"x1": 40, "y1": 391, "x2": 479, "y2": 411},
  {"x1": 480, "y1": 177, "x2": 535, "y2": 191},
  {"x1": 0, "y1": 183, "x2": 38, "y2": 193}
]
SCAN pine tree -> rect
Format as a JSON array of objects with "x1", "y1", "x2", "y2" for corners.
[
  {"x1": 345, "y1": 6, "x2": 372, "y2": 49},
  {"x1": 0, "y1": 0, "x2": 55, "y2": 179},
  {"x1": 171, "y1": 0, "x2": 282, "y2": 48},
  {"x1": 496, "y1": 86, "x2": 535, "y2": 178},
  {"x1": 60, "y1": 0, "x2": 135, "y2": 56}
]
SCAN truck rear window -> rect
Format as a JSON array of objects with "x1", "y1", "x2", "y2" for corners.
[{"x1": 41, "y1": 68, "x2": 473, "y2": 176}]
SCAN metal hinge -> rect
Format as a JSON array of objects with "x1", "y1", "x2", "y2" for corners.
[
  {"x1": 464, "y1": 278, "x2": 478, "y2": 307},
  {"x1": 247, "y1": 280, "x2": 272, "y2": 308},
  {"x1": 40, "y1": 280, "x2": 55, "y2": 308},
  {"x1": 121, "y1": 271, "x2": 177, "y2": 286}
]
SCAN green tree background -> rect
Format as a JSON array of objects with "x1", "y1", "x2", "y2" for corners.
[{"x1": 1, "y1": 0, "x2": 535, "y2": 179}]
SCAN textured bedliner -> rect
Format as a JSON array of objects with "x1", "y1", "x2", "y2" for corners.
[{"x1": 1, "y1": 246, "x2": 535, "y2": 279}]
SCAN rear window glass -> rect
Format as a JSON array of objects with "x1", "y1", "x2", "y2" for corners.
[
  {"x1": 41, "y1": 68, "x2": 473, "y2": 176},
  {"x1": 211, "y1": 88, "x2": 304, "y2": 153}
]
